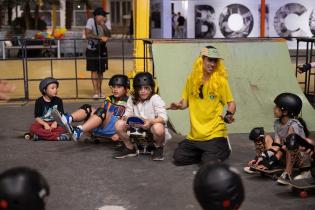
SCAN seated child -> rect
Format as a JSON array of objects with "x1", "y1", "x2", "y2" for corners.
[
  {"x1": 52, "y1": 74, "x2": 129, "y2": 141},
  {"x1": 244, "y1": 93, "x2": 311, "y2": 184},
  {"x1": 297, "y1": 62, "x2": 315, "y2": 73},
  {"x1": 29, "y1": 77, "x2": 69, "y2": 141},
  {"x1": 113, "y1": 72, "x2": 171, "y2": 161}
]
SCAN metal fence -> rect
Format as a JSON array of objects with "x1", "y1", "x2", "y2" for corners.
[
  {"x1": 0, "y1": 37, "x2": 153, "y2": 101},
  {"x1": 295, "y1": 37, "x2": 315, "y2": 95}
]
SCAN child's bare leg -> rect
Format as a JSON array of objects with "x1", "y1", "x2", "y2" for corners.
[
  {"x1": 264, "y1": 135, "x2": 274, "y2": 149},
  {"x1": 81, "y1": 114, "x2": 102, "y2": 132},
  {"x1": 71, "y1": 105, "x2": 95, "y2": 122},
  {"x1": 255, "y1": 135, "x2": 283, "y2": 170},
  {"x1": 115, "y1": 119, "x2": 133, "y2": 149},
  {"x1": 111, "y1": 134, "x2": 119, "y2": 141},
  {"x1": 150, "y1": 123, "x2": 165, "y2": 147}
]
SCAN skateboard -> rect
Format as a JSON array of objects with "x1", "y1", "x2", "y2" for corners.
[
  {"x1": 249, "y1": 165, "x2": 284, "y2": 180},
  {"x1": 23, "y1": 132, "x2": 41, "y2": 141},
  {"x1": 249, "y1": 164, "x2": 311, "y2": 180},
  {"x1": 126, "y1": 117, "x2": 155, "y2": 155},
  {"x1": 24, "y1": 132, "x2": 32, "y2": 140},
  {"x1": 287, "y1": 178, "x2": 315, "y2": 198}
]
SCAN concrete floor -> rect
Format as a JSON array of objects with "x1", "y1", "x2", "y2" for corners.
[{"x1": 0, "y1": 101, "x2": 314, "y2": 210}]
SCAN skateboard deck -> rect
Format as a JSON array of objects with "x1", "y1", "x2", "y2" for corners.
[
  {"x1": 127, "y1": 117, "x2": 145, "y2": 127},
  {"x1": 250, "y1": 165, "x2": 283, "y2": 173},
  {"x1": 288, "y1": 178, "x2": 315, "y2": 190},
  {"x1": 126, "y1": 117, "x2": 154, "y2": 155},
  {"x1": 287, "y1": 178, "x2": 315, "y2": 198},
  {"x1": 249, "y1": 165, "x2": 284, "y2": 180}
]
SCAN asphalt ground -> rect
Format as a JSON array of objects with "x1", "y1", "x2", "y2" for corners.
[{"x1": 0, "y1": 101, "x2": 315, "y2": 210}]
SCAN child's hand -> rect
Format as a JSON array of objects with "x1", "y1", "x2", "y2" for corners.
[
  {"x1": 51, "y1": 121, "x2": 58, "y2": 129},
  {"x1": 248, "y1": 159, "x2": 256, "y2": 166},
  {"x1": 143, "y1": 119, "x2": 152, "y2": 130},
  {"x1": 44, "y1": 123, "x2": 51, "y2": 130}
]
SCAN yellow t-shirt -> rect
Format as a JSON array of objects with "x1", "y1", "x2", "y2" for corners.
[{"x1": 182, "y1": 76, "x2": 234, "y2": 141}]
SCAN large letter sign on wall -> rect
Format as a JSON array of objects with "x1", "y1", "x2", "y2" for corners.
[
  {"x1": 273, "y1": 3, "x2": 307, "y2": 37},
  {"x1": 195, "y1": 5, "x2": 216, "y2": 38},
  {"x1": 219, "y1": 4, "x2": 254, "y2": 38}
]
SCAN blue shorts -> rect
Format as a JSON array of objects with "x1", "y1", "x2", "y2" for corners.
[{"x1": 91, "y1": 115, "x2": 117, "y2": 137}]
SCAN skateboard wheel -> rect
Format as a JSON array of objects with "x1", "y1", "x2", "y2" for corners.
[
  {"x1": 272, "y1": 175, "x2": 278, "y2": 181},
  {"x1": 24, "y1": 133, "x2": 31, "y2": 140},
  {"x1": 299, "y1": 191, "x2": 308, "y2": 198}
]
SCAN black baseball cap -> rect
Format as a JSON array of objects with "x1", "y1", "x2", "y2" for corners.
[{"x1": 93, "y1": 7, "x2": 110, "y2": 17}]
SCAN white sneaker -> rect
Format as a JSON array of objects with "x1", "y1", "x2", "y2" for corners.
[
  {"x1": 243, "y1": 166, "x2": 258, "y2": 174},
  {"x1": 294, "y1": 170, "x2": 312, "y2": 180},
  {"x1": 277, "y1": 172, "x2": 292, "y2": 185},
  {"x1": 51, "y1": 109, "x2": 74, "y2": 137}
]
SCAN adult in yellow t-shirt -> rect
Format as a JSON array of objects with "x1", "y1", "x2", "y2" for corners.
[{"x1": 169, "y1": 46, "x2": 236, "y2": 166}]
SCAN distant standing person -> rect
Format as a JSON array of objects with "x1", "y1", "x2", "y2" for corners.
[
  {"x1": 176, "y1": 12, "x2": 186, "y2": 38},
  {"x1": 86, "y1": 7, "x2": 111, "y2": 99}
]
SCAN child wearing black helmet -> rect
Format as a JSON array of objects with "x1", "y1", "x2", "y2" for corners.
[
  {"x1": 297, "y1": 62, "x2": 315, "y2": 74},
  {"x1": 0, "y1": 167, "x2": 49, "y2": 210},
  {"x1": 52, "y1": 74, "x2": 129, "y2": 142},
  {"x1": 194, "y1": 162, "x2": 245, "y2": 210},
  {"x1": 29, "y1": 77, "x2": 68, "y2": 141},
  {"x1": 113, "y1": 72, "x2": 171, "y2": 161},
  {"x1": 244, "y1": 92, "x2": 311, "y2": 184}
]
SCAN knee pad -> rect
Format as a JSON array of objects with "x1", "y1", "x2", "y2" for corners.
[
  {"x1": 249, "y1": 127, "x2": 264, "y2": 141},
  {"x1": 94, "y1": 107, "x2": 106, "y2": 122},
  {"x1": 272, "y1": 142, "x2": 286, "y2": 154},
  {"x1": 285, "y1": 133, "x2": 301, "y2": 151},
  {"x1": 79, "y1": 104, "x2": 92, "y2": 119},
  {"x1": 260, "y1": 149, "x2": 278, "y2": 169},
  {"x1": 311, "y1": 165, "x2": 315, "y2": 178}
]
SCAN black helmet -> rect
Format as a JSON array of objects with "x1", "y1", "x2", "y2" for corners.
[
  {"x1": 109, "y1": 74, "x2": 130, "y2": 88},
  {"x1": 133, "y1": 72, "x2": 155, "y2": 89},
  {"x1": 93, "y1": 7, "x2": 109, "y2": 17},
  {"x1": 194, "y1": 163, "x2": 245, "y2": 210},
  {"x1": 39, "y1": 77, "x2": 59, "y2": 95},
  {"x1": 311, "y1": 165, "x2": 315, "y2": 179},
  {"x1": 274, "y1": 93, "x2": 302, "y2": 117},
  {"x1": 0, "y1": 167, "x2": 49, "y2": 210}
]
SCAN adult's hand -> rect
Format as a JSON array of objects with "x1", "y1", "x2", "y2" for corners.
[
  {"x1": 100, "y1": 36, "x2": 109, "y2": 42},
  {"x1": 167, "y1": 100, "x2": 187, "y2": 110}
]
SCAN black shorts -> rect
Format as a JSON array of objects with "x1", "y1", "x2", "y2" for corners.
[
  {"x1": 173, "y1": 137, "x2": 231, "y2": 166},
  {"x1": 86, "y1": 47, "x2": 108, "y2": 72}
]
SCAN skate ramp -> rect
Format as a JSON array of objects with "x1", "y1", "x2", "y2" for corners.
[{"x1": 152, "y1": 39, "x2": 315, "y2": 134}]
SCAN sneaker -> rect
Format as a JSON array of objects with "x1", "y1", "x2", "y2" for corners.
[
  {"x1": 294, "y1": 170, "x2": 312, "y2": 180},
  {"x1": 58, "y1": 134, "x2": 71, "y2": 141},
  {"x1": 114, "y1": 141, "x2": 124, "y2": 151},
  {"x1": 113, "y1": 146, "x2": 137, "y2": 159},
  {"x1": 92, "y1": 94, "x2": 99, "y2": 99},
  {"x1": 71, "y1": 126, "x2": 83, "y2": 141},
  {"x1": 277, "y1": 171, "x2": 292, "y2": 185},
  {"x1": 51, "y1": 109, "x2": 73, "y2": 134},
  {"x1": 152, "y1": 147, "x2": 164, "y2": 161},
  {"x1": 32, "y1": 134, "x2": 39, "y2": 141},
  {"x1": 243, "y1": 166, "x2": 259, "y2": 174}
]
